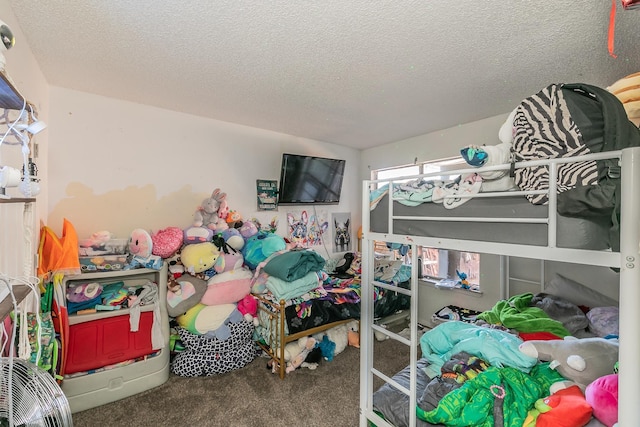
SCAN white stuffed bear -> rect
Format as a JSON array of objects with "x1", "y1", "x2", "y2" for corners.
[
  {"x1": 285, "y1": 337, "x2": 317, "y2": 373},
  {"x1": 314, "y1": 324, "x2": 349, "y2": 358},
  {"x1": 460, "y1": 108, "x2": 518, "y2": 192},
  {"x1": 272, "y1": 337, "x2": 319, "y2": 374}
]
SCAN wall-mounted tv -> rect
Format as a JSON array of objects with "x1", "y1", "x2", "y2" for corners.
[{"x1": 277, "y1": 153, "x2": 346, "y2": 205}]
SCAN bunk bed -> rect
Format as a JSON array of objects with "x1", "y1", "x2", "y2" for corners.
[{"x1": 359, "y1": 147, "x2": 640, "y2": 426}]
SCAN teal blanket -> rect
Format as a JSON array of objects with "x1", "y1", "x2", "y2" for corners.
[
  {"x1": 419, "y1": 321, "x2": 537, "y2": 378},
  {"x1": 263, "y1": 250, "x2": 326, "y2": 282},
  {"x1": 265, "y1": 271, "x2": 320, "y2": 301}
]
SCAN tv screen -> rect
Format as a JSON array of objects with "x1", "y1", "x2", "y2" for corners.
[{"x1": 278, "y1": 154, "x2": 346, "y2": 205}]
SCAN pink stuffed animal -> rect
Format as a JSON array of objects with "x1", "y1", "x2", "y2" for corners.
[
  {"x1": 129, "y1": 228, "x2": 153, "y2": 258},
  {"x1": 585, "y1": 374, "x2": 618, "y2": 427},
  {"x1": 237, "y1": 294, "x2": 258, "y2": 325}
]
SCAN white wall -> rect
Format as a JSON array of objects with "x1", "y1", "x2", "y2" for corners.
[{"x1": 46, "y1": 87, "x2": 361, "y2": 258}]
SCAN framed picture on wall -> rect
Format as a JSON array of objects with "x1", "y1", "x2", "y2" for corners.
[
  {"x1": 256, "y1": 179, "x2": 278, "y2": 211},
  {"x1": 332, "y1": 212, "x2": 351, "y2": 253}
]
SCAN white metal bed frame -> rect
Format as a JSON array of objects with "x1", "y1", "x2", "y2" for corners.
[{"x1": 359, "y1": 147, "x2": 640, "y2": 426}]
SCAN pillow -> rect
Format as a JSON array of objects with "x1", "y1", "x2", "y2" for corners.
[
  {"x1": 587, "y1": 306, "x2": 619, "y2": 338},
  {"x1": 544, "y1": 274, "x2": 618, "y2": 309},
  {"x1": 176, "y1": 303, "x2": 237, "y2": 335},
  {"x1": 166, "y1": 274, "x2": 207, "y2": 318},
  {"x1": 201, "y1": 268, "x2": 252, "y2": 306},
  {"x1": 374, "y1": 259, "x2": 403, "y2": 282},
  {"x1": 151, "y1": 226, "x2": 183, "y2": 258}
]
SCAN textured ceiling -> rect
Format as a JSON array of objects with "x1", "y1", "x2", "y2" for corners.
[{"x1": 6, "y1": 0, "x2": 640, "y2": 150}]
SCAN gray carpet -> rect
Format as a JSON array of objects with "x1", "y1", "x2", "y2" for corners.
[{"x1": 71, "y1": 338, "x2": 410, "y2": 427}]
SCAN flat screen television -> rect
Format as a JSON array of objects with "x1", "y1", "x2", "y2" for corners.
[{"x1": 277, "y1": 153, "x2": 346, "y2": 205}]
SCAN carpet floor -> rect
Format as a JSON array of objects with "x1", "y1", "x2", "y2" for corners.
[{"x1": 70, "y1": 337, "x2": 411, "y2": 427}]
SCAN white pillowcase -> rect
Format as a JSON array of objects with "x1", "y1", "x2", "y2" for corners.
[{"x1": 374, "y1": 259, "x2": 403, "y2": 282}]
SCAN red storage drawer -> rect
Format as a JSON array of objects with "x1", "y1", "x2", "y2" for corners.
[{"x1": 65, "y1": 312, "x2": 155, "y2": 374}]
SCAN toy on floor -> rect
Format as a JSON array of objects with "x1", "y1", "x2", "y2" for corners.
[
  {"x1": 286, "y1": 336, "x2": 317, "y2": 373},
  {"x1": 314, "y1": 323, "x2": 349, "y2": 358},
  {"x1": 317, "y1": 335, "x2": 336, "y2": 361},
  {"x1": 270, "y1": 338, "x2": 320, "y2": 373},
  {"x1": 193, "y1": 188, "x2": 227, "y2": 230},
  {"x1": 347, "y1": 320, "x2": 360, "y2": 348}
]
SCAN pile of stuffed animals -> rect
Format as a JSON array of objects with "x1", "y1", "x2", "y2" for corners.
[
  {"x1": 518, "y1": 336, "x2": 619, "y2": 427},
  {"x1": 269, "y1": 320, "x2": 360, "y2": 374},
  {"x1": 78, "y1": 187, "x2": 288, "y2": 376}
]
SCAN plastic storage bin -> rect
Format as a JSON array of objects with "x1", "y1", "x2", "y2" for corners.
[{"x1": 61, "y1": 265, "x2": 169, "y2": 413}]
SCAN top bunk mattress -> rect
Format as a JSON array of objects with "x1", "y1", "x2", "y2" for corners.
[{"x1": 370, "y1": 194, "x2": 612, "y2": 250}]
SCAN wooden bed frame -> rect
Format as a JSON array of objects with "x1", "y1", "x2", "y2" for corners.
[
  {"x1": 253, "y1": 293, "x2": 356, "y2": 379},
  {"x1": 359, "y1": 147, "x2": 640, "y2": 426}
]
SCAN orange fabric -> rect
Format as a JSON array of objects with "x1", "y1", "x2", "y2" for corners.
[
  {"x1": 608, "y1": 0, "x2": 617, "y2": 58},
  {"x1": 37, "y1": 218, "x2": 81, "y2": 278}
]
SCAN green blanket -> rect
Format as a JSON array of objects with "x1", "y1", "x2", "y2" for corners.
[
  {"x1": 263, "y1": 249, "x2": 326, "y2": 282},
  {"x1": 477, "y1": 293, "x2": 570, "y2": 337},
  {"x1": 417, "y1": 363, "x2": 563, "y2": 427}
]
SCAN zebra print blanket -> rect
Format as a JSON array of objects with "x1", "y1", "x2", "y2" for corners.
[{"x1": 512, "y1": 84, "x2": 599, "y2": 205}]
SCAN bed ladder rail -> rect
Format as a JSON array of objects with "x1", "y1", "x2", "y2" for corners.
[{"x1": 359, "y1": 239, "x2": 421, "y2": 427}]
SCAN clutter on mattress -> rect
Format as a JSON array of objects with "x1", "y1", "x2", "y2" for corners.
[{"x1": 371, "y1": 274, "x2": 621, "y2": 427}]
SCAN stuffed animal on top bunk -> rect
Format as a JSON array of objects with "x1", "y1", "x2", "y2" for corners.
[
  {"x1": 459, "y1": 108, "x2": 518, "y2": 193},
  {"x1": 608, "y1": 71, "x2": 640, "y2": 128}
]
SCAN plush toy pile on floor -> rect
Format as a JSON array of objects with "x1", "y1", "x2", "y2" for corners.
[{"x1": 93, "y1": 187, "x2": 356, "y2": 377}]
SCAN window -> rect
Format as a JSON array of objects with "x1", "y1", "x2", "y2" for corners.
[
  {"x1": 372, "y1": 157, "x2": 481, "y2": 289},
  {"x1": 372, "y1": 156, "x2": 468, "y2": 188}
]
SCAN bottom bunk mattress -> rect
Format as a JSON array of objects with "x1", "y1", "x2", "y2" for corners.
[
  {"x1": 370, "y1": 194, "x2": 611, "y2": 250},
  {"x1": 373, "y1": 358, "x2": 441, "y2": 427}
]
